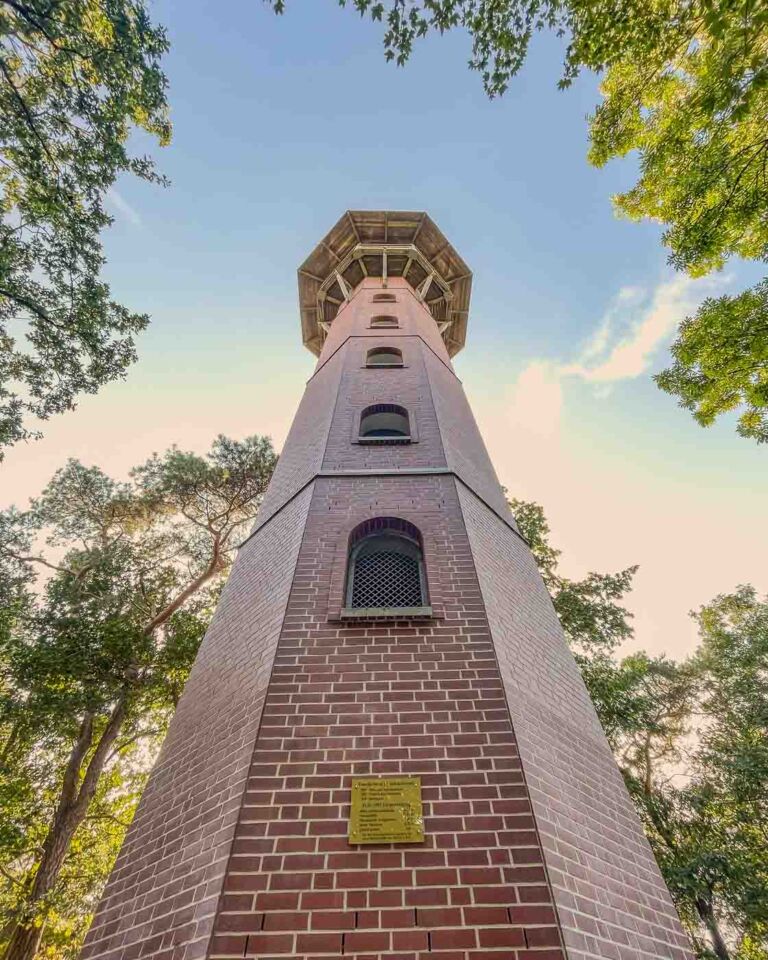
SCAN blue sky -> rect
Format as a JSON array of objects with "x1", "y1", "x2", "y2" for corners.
[{"x1": 3, "y1": 0, "x2": 766, "y2": 657}]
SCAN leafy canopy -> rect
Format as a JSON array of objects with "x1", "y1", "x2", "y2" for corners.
[
  {"x1": 655, "y1": 279, "x2": 768, "y2": 444},
  {"x1": 0, "y1": 0, "x2": 171, "y2": 455}
]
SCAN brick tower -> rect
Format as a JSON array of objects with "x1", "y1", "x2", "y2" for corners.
[{"x1": 82, "y1": 212, "x2": 693, "y2": 960}]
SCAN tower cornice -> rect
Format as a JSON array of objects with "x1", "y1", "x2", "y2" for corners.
[{"x1": 297, "y1": 210, "x2": 472, "y2": 357}]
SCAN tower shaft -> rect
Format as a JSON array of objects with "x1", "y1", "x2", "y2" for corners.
[{"x1": 82, "y1": 217, "x2": 692, "y2": 960}]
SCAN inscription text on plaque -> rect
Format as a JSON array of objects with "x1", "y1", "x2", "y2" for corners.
[{"x1": 348, "y1": 777, "x2": 424, "y2": 845}]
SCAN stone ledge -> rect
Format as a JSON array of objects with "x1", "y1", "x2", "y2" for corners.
[{"x1": 338, "y1": 605, "x2": 434, "y2": 620}]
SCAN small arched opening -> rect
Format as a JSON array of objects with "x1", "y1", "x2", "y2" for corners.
[
  {"x1": 359, "y1": 403, "x2": 410, "y2": 443},
  {"x1": 370, "y1": 315, "x2": 399, "y2": 328},
  {"x1": 366, "y1": 347, "x2": 403, "y2": 367}
]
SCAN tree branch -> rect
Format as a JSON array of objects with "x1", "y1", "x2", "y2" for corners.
[{"x1": 142, "y1": 539, "x2": 223, "y2": 635}]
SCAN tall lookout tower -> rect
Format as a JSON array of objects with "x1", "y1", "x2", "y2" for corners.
[{"x1": 83, "y1": 212, "x2": 692, "y2": 960}]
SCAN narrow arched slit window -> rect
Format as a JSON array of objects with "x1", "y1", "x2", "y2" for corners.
[
  {"x1": 370, "y1": 315, "x2": 398, "y2": 328},
  {"x1": 359, "y1": 403, "x2": 410, "y2": 443},
  {"x1": 345, "y1": 518, "x2": 429, "y2": 614},
  {"x1": 373, "y1": 293, "x2": 396, "y2": 303},
  {"x1": 366, "y1": 347, "x2": 403, "y2": 367}
]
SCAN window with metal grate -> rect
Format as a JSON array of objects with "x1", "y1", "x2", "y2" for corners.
[{"x1": 346, "y1": 520, "x2": 427, "y2": 610}]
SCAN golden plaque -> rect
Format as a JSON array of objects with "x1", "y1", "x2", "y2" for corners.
[{"x1": 348, "y1": 777, "x2": 424, "y2": 845}]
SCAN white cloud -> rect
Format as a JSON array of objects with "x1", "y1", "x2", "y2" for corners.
[
  {"x1": 480, "y1": 269, "x2": 765, "y2": 664},
  {"x1": 503, "y1": 272, "x2": 728, "y2": 441},
  {"x1": 577, "y1": 285, "x2": 643, "y2": 365},
  {"x1": 107, "y1": 188, "x2": 142, "y2": 227},
  {"x1": 563, "y1": 274, "x2": 725, "y2": 385}
]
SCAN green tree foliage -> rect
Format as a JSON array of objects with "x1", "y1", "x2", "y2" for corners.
[
  {"x1": 691, "y1": 587, "x2": 768, "y2": 956},
  {"x1": 655, "y1": 280, "x2": 768, "y2": 444},
  {"x1": 513, "y1": 497, "x2": 768, "y2": 959},
  {"x1": 509, "y1": 496, "x2": 641, "y2": 735},
  {"x1": 0, "y1": 435, "x2": 277, "y2": 960},
  {"x1": 284, "y1": 0, "x2": 768, "y2": 441},
  {"x1": 0, "y1": 0, "x2": 171, "y2": 455}
]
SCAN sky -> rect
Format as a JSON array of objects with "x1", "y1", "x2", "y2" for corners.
[{"x1": 2, "y1": 0, "x2": 766, "y2": 659}]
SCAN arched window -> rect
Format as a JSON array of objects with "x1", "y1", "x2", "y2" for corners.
[
  {"x1": 373, "y1": 292, "x2": 396, "y2": 303},
  {"x1": 346, "y1": 518, "x2": 427, "y2": 610},
  {"x1": 366, "y1": 347, "x2": 403, "y2": 367},
  {"x1": 359, "y1": 403, "x2": 410, "y2": 443},
  {"x1": 370, "y1": 315, "x2": 399, "y2": 328}
]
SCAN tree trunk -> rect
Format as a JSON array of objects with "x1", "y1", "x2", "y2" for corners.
[
  {"x1": 3, "y1": 543, "x2": 222, "y2": 960},
  {"x1": 2, "y1": 698, "x2": 127, "y2": 960},
  {"x1": 643, "y1": 737, "x2": 653, "y2": 797},
  {"x1": 695, "y1": 897, "x2": 730, "y2": 960}
]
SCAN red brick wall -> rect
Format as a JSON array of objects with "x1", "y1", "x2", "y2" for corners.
[
  {"x1": 251, "y1": 349, "x2": 341, "y2": 533},
  {"x1": 208, "y1": 475, "x2": 565, "y2": 960},
  {"x1": 315, "y1": 279, "x2": 451, "y2": 375},
  {"x1": 321, "y1": 333, "x2": 447, "y2": 471},
  {"x1": 423, "y1": 348, "x2": 514, "y2": 525},
  {"x1": 81, "y1": 488, "x2": 313, "y2": 960},
  {"x1": 457, "y1": 486, "x2": 693, "y2": 960}
]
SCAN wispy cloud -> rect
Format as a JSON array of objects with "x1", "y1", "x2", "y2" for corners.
[
  {"x1": 107, "y1": 188, "x2": 142, "y2": 227},
  {"x1": 562, "y1": 274, "x2": 725, "y2": 385},
  {"x1": 505, "y1": 272, "x2": 728, "y2": 433},
  {"x1": 506, "y1": 276, "x2": 728, "y2": 456}
]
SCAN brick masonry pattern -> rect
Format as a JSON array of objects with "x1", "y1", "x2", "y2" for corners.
[
  {"x1": 209, "y1": 473, "x2": 565, "y2": 960},
  {"x1": 80, "y1": 488, "x2": 313, "y2": 960},
  {"x1": 457, "y1": 487, "x2": 693, "y2": 960},
  {"x1": 81, "y1": 276, "x2": 692, "y2": 960}
]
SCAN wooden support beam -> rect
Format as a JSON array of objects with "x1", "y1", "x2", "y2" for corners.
[
  {"x1": 346, "y1": 211, "x2": 361, "y2": 243},
  {"x1": 335, "y1": 271, "x2": 352, "y2": 302},
  {"x1": 417, "y1": 272, "x2": 433, "y2": 302},
  {"x1": 322, "y1": 241, "x2": 341, "y2": 264},
  {"x1": 300, "y1": 269, "x2": 326, "y2": 284},
  {"x1": 412, "y1": 213, "x2": 426, "y2": 244}
]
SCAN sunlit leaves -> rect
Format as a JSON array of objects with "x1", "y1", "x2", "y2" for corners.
[
  {"x1": 0, "y1": 0, "x2": 171, "y2": 454},
  {"x1": 655, "y1": 280, "x2": 768, "y2": 443}
]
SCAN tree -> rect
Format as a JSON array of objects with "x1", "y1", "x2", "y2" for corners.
[
  {"x1": 655, "y1": 281, "x2": 768, "y2": 444},
  {"x1": 691, "y1": 588, "x2": 768, "y2": 956},
  {"x1": 616, "y1": 587, "x2": 768, "y2": 960},
  {"x1": 0, "y1": 0, "x2": 171, "y2": 456},
  {"x1": 279, "y1": 0, "x2": 768, "y2": 441},
  {"x1": 0, "y1": 435, "x2": 277, "y2": 960}
]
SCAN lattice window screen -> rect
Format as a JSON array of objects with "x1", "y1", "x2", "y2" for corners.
[{"x1": 350, "y1": 550, "x2": 423, "y2": 608}]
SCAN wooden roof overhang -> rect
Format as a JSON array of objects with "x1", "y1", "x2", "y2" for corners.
[{"x1": 297, "y1": 211, "x2": 473, "y2": 357}]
